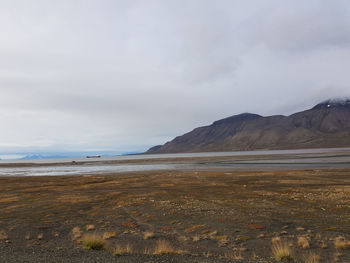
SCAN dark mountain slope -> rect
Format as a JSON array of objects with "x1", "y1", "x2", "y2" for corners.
[{"x1": 146, "y1": 99, "x2": 350, "y2": 153}]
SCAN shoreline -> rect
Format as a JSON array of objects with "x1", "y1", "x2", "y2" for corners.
[
  {"x1": 0, "y1": 148, "x2": 349, "y2": 177},
  {"x1": 1, "y1": 146, "x2": 350, "y2": 166}
]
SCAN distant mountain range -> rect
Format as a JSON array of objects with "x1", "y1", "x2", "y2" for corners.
[
  {"x1": 146, "y1": 98, "x2": 350, "y2": 153},
  {"x1": 2, "y1": 151, "x2": 141, "y2": 161},
  {"x1": 20, "y1": 154, "x2": 69, "y2": 160}
]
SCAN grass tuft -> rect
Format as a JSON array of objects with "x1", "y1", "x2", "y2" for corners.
[
  {"x1": 192, "y1": 235, "x2": 201, "y2": 242},
  {"x1": 217, "y1": 235, "x2": 229, "y2": 246},
  {"x1": 298, "y1": 236, "x2": 310, "y2": 249},
  {"x1": 86, "y1": 224, "x2": 95, "y2": 231},
  {"x1": 103, "y1": 232, "x2": 118, "y2": 240},
  {"x1": 114, "y1": 243, "x2": 133, "y2": 255},
  {"x1": 272, "y1": 238, "x2": 293, "y2": 261},
  {"x1": 72, "y1": 227, "x2": 82, "y2": 240},
  {"x1": 334, "y1": 236, "x2": 350, "y2": 249},
  {"x1": 224, "y1": 251, "x2": 243, "y2": 260},
  {"x1": 0, "y1": 230, "x2": 8, "y2": 241},
  {"x1": 303, "y1": 252, "x2": 320, "y2": 263},
  {"x1": 143, "y1": 231, "x2": 154, "y2": 240},
  {"x1": 153, "y1": 240, "x2": 177, "y2": 255},
  {"x1": 82, "y1": 234, "x2": 106, "y2": 250}
]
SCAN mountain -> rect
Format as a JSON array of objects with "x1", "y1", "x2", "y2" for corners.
[
  {"x1": 20, "y1": 154, "x2": 69, "y2": 160},
  {"x1": 146, "y1": 98, "x2": 350, "y2": 153}
]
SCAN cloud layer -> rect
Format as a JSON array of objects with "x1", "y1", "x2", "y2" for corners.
[{"x1": 1, "y1": 0, "x2": 350, "y2": 153}]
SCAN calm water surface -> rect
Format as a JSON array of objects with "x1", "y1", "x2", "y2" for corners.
[{"x1": 0, "y1": 148, "x2": 349, "y2": 176}]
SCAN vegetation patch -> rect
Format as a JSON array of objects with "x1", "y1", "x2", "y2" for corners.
[
  {"x1": 184, "y1": 224, "x2": 205, "y2": 233},
  {"x1": 72, "y1": 227, "x2": 82, "y2": 240},
  {"x1": 236, "y1": 235, "x2": 253, "y2": 242},
  {"x1": 334, "y1": 236, "x2": 350, "y2": 249},
  {"x1": 143, "y1": 231, "x2": 154, "y2": 240},
  {"x1": 298, "y1": 236, "x2": 310, "y2": 249},
  {"x1": 153, "y1": 240, "x2": 179, "y2": 255},
  {"x1": 82, "y1": 234, "x2": 106, "y2": 250},
  {"x1": 103, "y1": 232, "x2": 118, "y2": 240},
  {"x1": 114, "y1": 243, "x2": 133, "y2": 255},
  {"x1": 122, "y1": 221, "x2": 138, "y2": 228},
  {"x1": 248, "y1": 224, "x2": 265, "y2": 229},
  {"x1": 272, "y1": 238, "x2": 293, "y2": 261},
  {"x1": 303, "y1": 252, "x2": 320, "y2": 263},
  {"x1": 86, "y1": 224, "x2": 95, "y2": 231},
  {"x1": 0, "y1": 230, "x2": 8, "y2": 241}
]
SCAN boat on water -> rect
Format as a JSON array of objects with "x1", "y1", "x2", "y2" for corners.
[{"x1": 86, "y1": 155, "x2": 101, "y2": 158}]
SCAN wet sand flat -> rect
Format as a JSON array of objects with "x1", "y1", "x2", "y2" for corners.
[{"x1": 1, "y1": 148, "x2": 350, "y2": 176}]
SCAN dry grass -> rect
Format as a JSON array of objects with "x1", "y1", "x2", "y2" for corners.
[
  {"x1": 303, "y1": 252, "x2": 320, "y2": 263},
  {"x1": 0, "y1": 230, "x2": 8, "y2": 241},
  {"x1": 143, "y1": 231, "x2": 154, "y2": 240},
  {"x1": 122, "y1": 221, "x2": 138, "y2": 228},
  {"x1": 72, "y1": 227, "x2": 82, "y2": 240},
  {"x1": 334, "y1": 236, "x2": 350, "y2": 249},
  {"x1": 143, "y1": 247, "x2": 154, "y2": 255},
  {"x1": 298, "y1": 236, "x2": 310, "y2": 249},
  {"x1": 321, "y1": 242, "x2": 328, "y2": 249},
  {"x1": 153, "y1": 240, "x2": 178, "y2": 255},
  {"x1": 224, "y1": 251, "x2": 243, "y2": 260},
  {"x1": 103, "y1": 232, "x2": 118, "y2": 240},
  {"x1": 192, "y1": 235, "x2": 201, "y2": 242},
  {"x1": 217, "y1": 235, "x2": 229, "y2": 246},
  {"x1": 251, "y1": 251, "x2": 259, "y2": 260},
  {"x1": 177, "y1": 235, "x2": 189, "y2": 242},
  {"x1": 57, "y1": 194, "x2": 91, "y2": 203},
  {"x1": 334, "y1": 252, "x2": 342, "y2": 262},
  {"x1": 203, "y1": 251, "x2": 213, "y2": 258},
  {"x1": 335, "y1": 252, "x2": 343, "y2": 257},
  {"x1": 114, "y1": 243, "x2": 133, "y2": 255},
  {"x1": 0, "y1": 196, "x2": 19, "y2": 203},
  {"x1": 272, "y1": 238, "x2": 293, "y2": 261},
  {"x1": 184, "y1": 224, "x2": 205, "y2": 233},
  {"x1": 209, "y1": 230, "x2": 218, "y2": 239},
  {"x1": 81, "y1": 234, "x2": 106, "y2": 250},
  {"x1": 315, "y1": 233, "x2": 322, "y2": 240},
  {"x1": 272, "y1": 237, "x2": 281, "y2": 243},
  {"x1": 86, "y1": 224, "x2": 95, "y2": 231}
]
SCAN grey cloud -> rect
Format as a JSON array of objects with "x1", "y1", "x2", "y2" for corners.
[
  {"x1": 0, "y1": 0, "x2": 349, "y2": 153},
  {"x1": 244, "y1": 0, "x2": 350, "y2": 51}
]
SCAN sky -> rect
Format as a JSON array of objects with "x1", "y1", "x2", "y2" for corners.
[{"x1": 0, "y1": 0, "x2": 350, "y2": 154}]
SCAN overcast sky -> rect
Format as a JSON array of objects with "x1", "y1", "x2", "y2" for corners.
[{"x1": 1, "y1": 0, "x2": 350, "y2": 154}]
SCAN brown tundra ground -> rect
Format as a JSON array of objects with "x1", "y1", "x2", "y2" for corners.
[{"x1": 0, "y1": 168, "x2": 349, "y2": 262}]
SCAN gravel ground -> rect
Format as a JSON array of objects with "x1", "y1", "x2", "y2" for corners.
[{"x1": 0, "y1": 243, "x2": 274, "y2": 263}]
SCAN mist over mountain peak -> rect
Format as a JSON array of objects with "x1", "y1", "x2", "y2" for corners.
[{"x1": 313, "y1": 97, "x2": 350, "y2": 109}]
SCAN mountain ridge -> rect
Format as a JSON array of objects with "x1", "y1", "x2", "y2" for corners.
[{"x1": 146, "y1": 98, "x2": 350, "y2": 153}]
